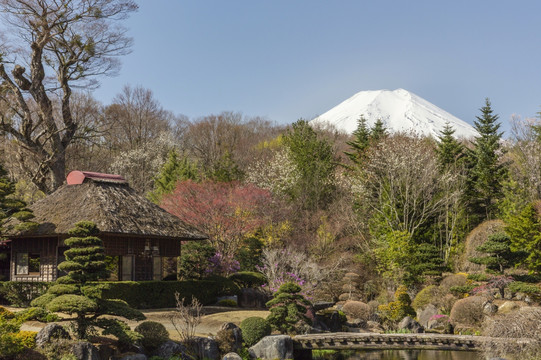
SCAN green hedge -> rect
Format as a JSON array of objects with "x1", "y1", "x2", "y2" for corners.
[
  {"x1": 228, "y1": 272, "x2": 267, "y2": 288},
  {"x1": 0, "y1": 282, "x2": 50, "y2": 307},
  {"x1": 92, "y1": 279, "x2": 240, "y2": 309}
]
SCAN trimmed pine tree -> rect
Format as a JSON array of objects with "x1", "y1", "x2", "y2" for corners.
[
  {"x1": 0, "y1": 164, "x2": 38, "y2": 234},
  {"x1": 32, "y1": 221, "x2": 145, "y2": 342}
]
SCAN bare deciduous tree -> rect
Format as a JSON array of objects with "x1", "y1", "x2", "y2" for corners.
[{"x1": 0, "y1": 0, "x2": 137, "y2": 193}]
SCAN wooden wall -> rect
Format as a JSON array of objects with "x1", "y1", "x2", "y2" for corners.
[{"x1": 10, "y1": 237, "x2": 59, "y2": 282}]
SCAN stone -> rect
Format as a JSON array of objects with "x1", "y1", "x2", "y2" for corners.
[
  {"x1": 35, "y1": 323, "x2": 71, "y2": 347},
  {"x1": 222, "y1": 352, "x2": 243, "y2": 360},
  {"x1": 498, "y1": 301, "x2": 520, "y2": 314},
  {"x1": 219, "y1": 323, "x2": 243, "y2": 352},
  {"x1": 119, "y1": 354, "x2": 147, "y2": 360},
  {"x1": 249, "y1": 335, "x2": 293, "y2": 360},
  {"x1": 398, "y1": 316, "x2": 424, "y2": 333},
  {"x1": 238, "y1": 288, "x2": 269, "y2": 308},
  {"x1": 192, "y1": 337, "x2": 219, "y2": 360},
  {"x1": 154, "y1": 340, "x2": 186, "y2": 359},
  {"x1": 483, "y1": 302, "x2": 498, "y2": 315},
  {"x1": 426, "y1": 315, "x2": 451, "y2": 332},
  {"x1": 366, "y1": 320, "x2": 384, "y2": 333},
  {"x1": 417, "y1": 304, "x2": 438, "y2": 328},
  {"x1": 71, "y1": 341, "x2": 100, "y2": 360},
  {"x1": 316, "y1": 310, "x2": 343, "y2": 332}
]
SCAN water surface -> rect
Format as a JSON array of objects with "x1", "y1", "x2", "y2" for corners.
[{"x1": 313, "y1": 349, "x2": 482, "y2": 360}]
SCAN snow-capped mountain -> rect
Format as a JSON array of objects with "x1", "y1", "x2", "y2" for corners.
[{"x1": 311, "y1": 88, "x2": 477, "y2": 139}]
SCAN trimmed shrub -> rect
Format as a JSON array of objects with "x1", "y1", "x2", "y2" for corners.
[
  {"x1": 266, "y1": 282, "x2": 313, "y2": 335},
  {"x1": 449, "y1": 284, "x2": 476, "y2": 298},
  {"x1": 0, "y1": 330, "x2": 37, "y2": 357},
  {"x1": 450, "y1": 296, "x2": 486, "y2": 326},
  {"x1": 92, "y1": 279, "x2": 240, "y2": 309},
  {"x1": 216, "y1": 299, "x2": 237, "y2": 307},
  {"x1": 16, "y1": 307, "x2": 59, "y2": 322},
  {"x1": 2, "y1": 282, "x2": 49, "y2": 307},
  {"x1": 378, "y1": 286, "x2": 416, "y2": 325},
  {"x1": 240, "y1": 317, "x2": 271, "y2": 347},
  {"x1": 467, "y1": 273, "x2": 490, "y2": 282},
  {"x1": 412, "y1": 285, "x2": 439, "y2": 311},
  {"x1": 440, "y1": 273, "x2": 468, "y2": 291},
  {"x1": 134, "y1": 321, "x2": 169, "y2": 351},
  {"x1": 341, "y1": 301, "x2": 371, "y2": 321},
  {"x1": 508, "y1": 282, "x2": 541, "y2": 296},
  {"x1": 0, "y1": 305, "x2": 15, "y2": 319},
  {"x1": 228, "y1": 272, "x2": 267, "y2": 288},
  {"x1": 215, "y1": 328, "x2": 237, "y2": 355}
]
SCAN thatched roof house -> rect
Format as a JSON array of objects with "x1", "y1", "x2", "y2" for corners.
[{"x1": 4, "y1": 171, "x2": 207, "y2": 282}]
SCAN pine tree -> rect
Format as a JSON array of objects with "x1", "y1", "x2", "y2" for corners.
[
  {"x1": 0, "y1": 165, "x2": 38, "y2": 234},
  {"x1": 467, "y1": 99, "x2": 507, "y2": 220},
  {"x1": 266, "y1": 282, "x2": 312, "y2": 335},
  {"x1": 469, "y1": 232, "x2": 522, "y2": 273},
  {"x1": 282, "y1": 119, "x2": 336, "y2": 211},
  {"x1": 32, "y1": 221, "x2": 144, "y2": 341},
  {"x1": 345, "y1": 115, "x2": 371, "y2": 165},
  {"x1": 506, "y1": 203, "x2": 541, "y2": 273},
  {"x1": 435, "y1": 123, "x2": 464, "y2": 171},
  {"x1": 148, "y1": 150, "x2": 199, "y2": 204},
  {"x1": 371, "y1": 118, "x2": 388, "y2": 142}
]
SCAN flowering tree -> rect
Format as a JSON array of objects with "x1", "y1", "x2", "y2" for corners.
[{"x1": 161, "y1": 180, "x2": 273, "y2": 258}]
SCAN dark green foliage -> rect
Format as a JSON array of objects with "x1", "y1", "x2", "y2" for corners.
[
  {"x1": 92, "y1": 279, "x2": 237, "y2": 308},
  {"x1": 148, "y1": 150, "x2": 199, "y2": 204},
  {"x1": 506, "y1": 203, "x2": 541, "y2": 273},
  {"x1": 178, "y1": 240, "x2": 216, "y2": 280},
  {"x1": 466, "y1": 98, "x2": 507, "y2": 221},
  {"x1": 0, "y1": 163, "x2": 39, "y2": 234},
  {"x1": 216, "y1": 299, "x2": 237, "y2": 307},
  {"x1": 134, "y1": 321, "x2": 169, "y2": 351},
  {"x1": 436, "y1": 123, "x2": 464, "y2": 171},
  {"x1": 32, "y1": 221, "x2": 145, "y2": 341},
  {"x1": 237, "y1": 236, "x2": 264, "y2": 271},
  {"x1": 239, "y1": 316, "x2": 271, "y2": 346},
  {"x1": 228, "y1": 271, "x2": 267, "y2": 289},
  {"x1": 208, "y1": 151, "x2": 244, "y2": 182},
  {"x1": 467, "y1": 273, "x2": 490, "y2": 282},
  {"x1": 266, "y1": 282, "x2": 313, "y2": 335},
  {"x1": 449, "y1": 284, "x2": 476, "y2": 297},
  {"x1": 370, "y1": 118, "x2": 387, "y2": 142},
  {"x1": 406, "y1": 243, "x2": 446, "y2": 284},
  {"x1": 282, "y1": 119, "x2": 337, "y2": 211},
  {"x1": 1, "y1": 281, "x2": 49, "y2": 307},
  {"x1": 508, "y1": 281, "x2": 541, "y2": 295},
  {"x1": 345, "y1": 115, "x2": 371, "y2": 165},
  {"x1": 469, "y1": 232, "x2": 523, "y2": 273}
]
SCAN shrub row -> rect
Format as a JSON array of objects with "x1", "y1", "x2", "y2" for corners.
[
  {"x1": 93, "y1": 278, "x2": 240, "y2": 309},
  {"x1": 0, "y1": 282, "x2": 50, "y2": 307}
]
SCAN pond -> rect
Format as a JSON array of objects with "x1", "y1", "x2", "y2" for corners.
[{"x1": 312, "y1": 349, "x2": 482, "y2": 360}]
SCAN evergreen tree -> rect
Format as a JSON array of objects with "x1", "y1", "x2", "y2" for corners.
[
  {"x1": 0, "y1": 165, "x2": 38, "y2": 234},
  {"x1": 282, "y1": 119, "x2": 336, "y2": 211},
  {"x1": 435, "y1": 123, "x2": 464, "y2": 171},
  {"x1": 469, "y1": 232, "x2": 522, "y2": 273},
  {"x1": 467, "y1": 99, "x2": 507, "y2": 220},
  {"x1": 345, "y1": 115, "x2": 371, "y2": 165},
  {"x1": 148, "y1": 150, "x2": 199, "y2": 204},
  {"x1": 370, "y1": 118, "x2": 388, "y2": 142},
  {"x1": 406, "y1": 243, "x2": 446, "y2": 284},
  {"x1": 266, "y1": 282, "x2": 312, "y2": 335},
  {"x1": 32, "y1": 221, "x2": 144, "y2": 341},
  {"x1": 506, "y1": 203, "x2": 541, "y2": 273}
]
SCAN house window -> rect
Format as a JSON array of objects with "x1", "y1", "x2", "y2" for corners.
[
  {"x1": 153, "y1": 256, "x2": 162, "y2": 281},
  {"x1": 16, "y1": 253, "x2": 40, "y2": 275},
  {"x1": 121, "y1": 255, "x2": 133, "y2": 281}
]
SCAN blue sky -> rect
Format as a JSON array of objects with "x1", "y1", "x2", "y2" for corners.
[{"x1": 93, "y1": 1, "x2": 541, "y2": 135}]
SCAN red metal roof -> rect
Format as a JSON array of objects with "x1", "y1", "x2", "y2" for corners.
[{"x1": 66, "y1": 171, "x2": 127, "y2": 185}]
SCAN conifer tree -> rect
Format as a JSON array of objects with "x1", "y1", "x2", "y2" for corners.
[
  {"x1": 32, "y1": 221, "x2": 144, "y2": 341},
  {"x1": 345, "y1": 115, "x2": 371, "y2": 165},
  {"x1": 266, "y1": 282, "x2": 312, "y2": 335},
  {"x1": 435, "y1": 123, "x2": 464, "y2": 171},
  {"x1": 282, "y1": 119, "x2": 336, "y2": 211},
  {"x1": 506, "y1": 203, "x2": 541, "y2": 273},
  {"x1": 148, "y1": 150, "x2": 199, "y2": 204},
  {"x1": 370, "y1": 118, "x2": 388, "y2": 142},
  {"x1": 469, "y1": 232, "x2": 522, "y2": 273},
  {"x1": 0, "y1": 165, "x2": 38, "y2": 234},
  {"x1": 467, "y1": 99, "x2": 507, "y2": 220}
]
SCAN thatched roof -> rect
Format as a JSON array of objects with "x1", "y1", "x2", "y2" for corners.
[{"x1": 6, "y1": 175, "x2": 207, "y2": 240}]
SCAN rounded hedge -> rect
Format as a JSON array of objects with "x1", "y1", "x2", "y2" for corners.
[
  {"x1": 240, "y1": 316, "x2": 271, "y2": 346},
  {"x1": 228, "y1": 272, "x2": 267, "y2": 289},
  {"x1": 134, "y1": 321, "x2": 169, "y2": 351}
]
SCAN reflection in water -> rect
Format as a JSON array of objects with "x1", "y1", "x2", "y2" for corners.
[{"x1": 313, "y1": 349, "x2": 482, "y2": 360}]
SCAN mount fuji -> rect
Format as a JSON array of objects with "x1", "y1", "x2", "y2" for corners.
[{"x1": 311, "y1": 88, "x2": 478, "y2": 139}]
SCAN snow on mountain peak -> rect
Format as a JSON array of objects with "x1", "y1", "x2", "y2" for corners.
[{"x1": 311, "y1": 89, "x2": 477, "y2": 139}]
